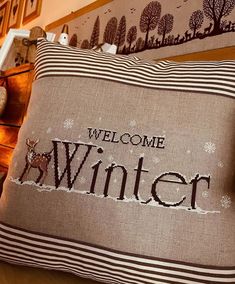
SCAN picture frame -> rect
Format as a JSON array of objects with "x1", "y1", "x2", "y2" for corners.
[
  {"x1": 7, "y1": 0, "x2": 24, "y2": 30},
  {"x1": 0, "y1": 29, "x2": 29, "y2": 70},
  {"x1": 0, "y1": 28, "x2": 55, "y2": 70},
  {"x1": 0, "y1": 1, "x2": 10, "y2": 38},
  {"x1": 22, "y1": 0, "x2": 42, "y2": 25}
]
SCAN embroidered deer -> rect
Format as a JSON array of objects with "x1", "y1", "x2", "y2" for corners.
[
  {"x1": 19, "y1": 139, "x2": 53, "y2": 186},
  {"x1": 204, "y1": 23, "x2": 213, "y2": 35},
  {"x1": 155, "y1": 38, "x2": 161, "y2": 47},
  {"x1": 232, "y1": 23, "x2": 235, "y2": 32},
  {"x1": 184, "y1": 30, "x2": 191, "y2": 41},
  {"x1": 225, "y1": 21, "x2": 232, "y2": 32},
  {"x1": 174, "y1": 34, "x2": 180, "y2": 44}
]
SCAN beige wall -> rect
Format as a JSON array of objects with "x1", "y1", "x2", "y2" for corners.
[
  {"x1": 0, "y1": 0, "x2": 96, "y2": 44},
  {"x1": 23, "y1": 0, "x2": 96, "y2": 30}
]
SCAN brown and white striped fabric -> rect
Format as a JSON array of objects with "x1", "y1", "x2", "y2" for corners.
[
  {"x1": 0, "y1": 39, "x2": 234, "y2": 283},
  {"x1": 34, "y1": 39, "x2": 235, "y2": 98},
  {"x1": 0, "y1": 222, "x2": 234, "y2": 284}
]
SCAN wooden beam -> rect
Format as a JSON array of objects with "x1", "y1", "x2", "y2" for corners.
[{"x1": 45, "y1": 0, "x2": 113, "y2": 32}]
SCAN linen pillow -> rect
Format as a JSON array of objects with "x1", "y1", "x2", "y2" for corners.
[{"x1": 0, "y1": 39, "x2": 234, "y2": 284}]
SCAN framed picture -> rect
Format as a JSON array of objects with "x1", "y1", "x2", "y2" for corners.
[
  {"x1": 22, "y1": 0, "x2": 42, "y2": 25},
  {"x1": 0, "y1": 29, "x2": 29, "y2": 69},
  {"x1": 0, "y1": 28, "x2": 55, "y2": 70},
  {"x1": 7, "y1": 0, "x2": 24, "y2": 30},
  {"x1": 0, "y1": 1, "x2": 10, "y2": 38}
]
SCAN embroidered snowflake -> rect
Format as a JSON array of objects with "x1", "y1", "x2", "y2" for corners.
[
  {"x1": 153, "y1": 157, "x2": 160, "y2": 164},
  {"x1": 176, "y1": 187, "x2": 180, "y2": 192},
  {"x1": 129, "y1": 120, "x2": 137, "y2": 127},
  {"x1": 141, "y1": 179, "x2": 145, "y2": 183},
  {"x1": 113, "y1": 178, "x2": 117, "y2": 183},
  {"x1": 108, "y1": 155, "x2": 114, "y2": 162},
  {"x1": 63, "y1": 119, "x2": 74, "y2": 129},
  {"x1": 129, "y1": 149, "x2": 133, "y2": 154},
  {"x1": 79, "y1": 176, "x2": 86, "y2": 184},
  {"x1": 204, "y1": 142, "x2": 216, "y2": 154},
  {"x1": 217, "y1": 161, "x2": 224, "y2": 168},
  {"x1": 221, "y1": 195, "x2": 231, "y2": 209},
  {"x1": 98, "y1": 117, "x2": 102, "y2": 122},
  {"x1": 46, "y1": 127, "x2": 52, "y2": 134},
  {"x1": 186, "y1": 150, "x2": 191, "y2": 154},
  {"x1": 202, "y1": 191, "x2": 209, "y2": 198}
]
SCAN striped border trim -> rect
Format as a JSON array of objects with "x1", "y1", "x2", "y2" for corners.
[
  {"x1": 0, "y1": 222, "x2": 234, "y2": 284},
  {"x1": 34, "y1": 40, "x2": 235, "y2": 99}
]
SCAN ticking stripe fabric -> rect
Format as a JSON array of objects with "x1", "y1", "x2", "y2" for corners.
[
  {"x1": 34, "y1": 39, "x2": 235, "y2": 99},
  {"x1": 0, "y1": 222, "x2": 234, "y2": 284}
]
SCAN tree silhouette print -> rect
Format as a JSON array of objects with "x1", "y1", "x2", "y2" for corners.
[
  {"x1": 203, "y1": 0, "x2": 235, "y2": 35},
  {"x1": 149, "y1": 35, "x2": 155, "y2": 47},
  {"x1": 69, "y1": 34, "x2": 78, "y2": 47},
  {"x1": 140, "y1": 1, "x2": 161, "y2": 48},
  {"x1": 81, "y1": 39, "x2": 90, "y2": 49},
  {"x1": 189, "y1": 10, "x2": 204, "y2": 38},
  {"x1": 90, "y1": 16, "x2": 100, "y2": 48},
  {"x1": 127, "y1": 26, "x2": 137, "y2": 52},
  {"x1": 79, "y1": 0, "x2": 235, "y2": 55},
  {"x1": 166, "y1": 34, "x2": 174, "y2": 45},
  {"x1": 114, "y1": 16, "x2": 126, "y2": 53},
  {"x1": 136, "y1": 37, "x2": 145, "y2": 51},
  {"x1": 158, "y1": 14, "x2": 174, "y2": 45},
  {"x1": 103, "y1": 17, "x2": 118, "y2": 44}
]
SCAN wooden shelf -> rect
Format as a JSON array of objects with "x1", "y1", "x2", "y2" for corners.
[
  {"x1": 0, "y1": 64, "x2": 34, "y2": 171},
  {"x1": 2, "y1": 63, "x2": 34, "y2": 77}
]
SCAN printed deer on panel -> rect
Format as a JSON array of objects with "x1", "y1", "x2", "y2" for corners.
[{"x1": 78, "y1": 0, "x2": 235, "y2": 56}]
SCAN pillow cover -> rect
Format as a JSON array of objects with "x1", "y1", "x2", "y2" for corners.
[{"x1": 0, "y1": 39, "x2": 234, "y2": 284}]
